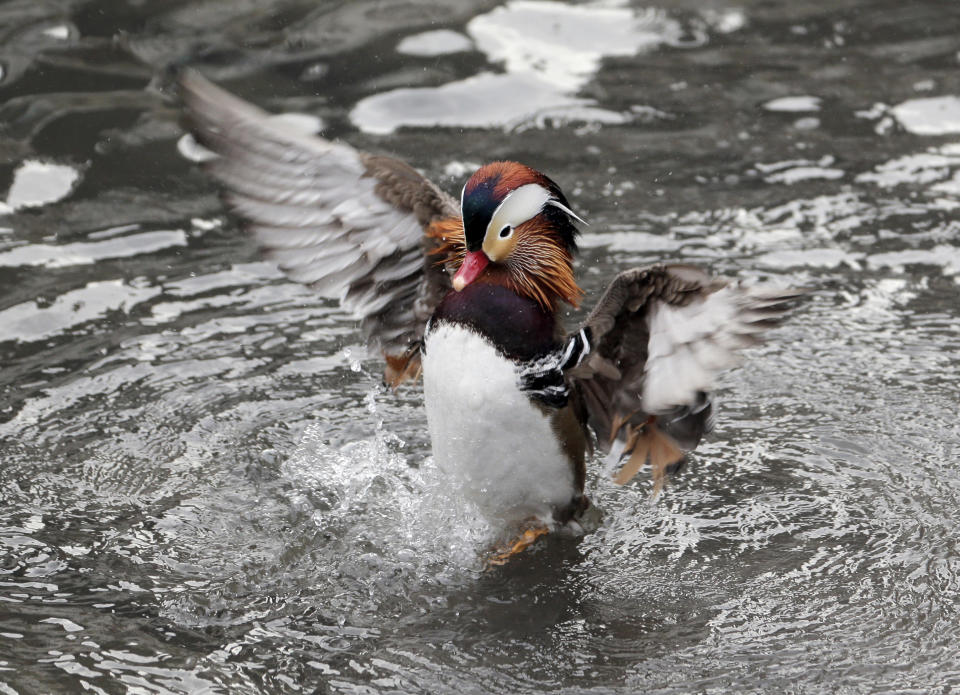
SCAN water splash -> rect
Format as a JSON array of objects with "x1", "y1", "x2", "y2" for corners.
[{"x1": 281, "y1": 418, "x2": 494, "y2": 579}]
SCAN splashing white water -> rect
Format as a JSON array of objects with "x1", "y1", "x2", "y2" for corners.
[{"x1": 281, "y1": 418, "x2": 495, "y2": 579}]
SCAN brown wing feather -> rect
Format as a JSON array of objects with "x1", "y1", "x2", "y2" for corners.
[
  {"x1": 571, "y1": 264, "x2": 801, "y2": 487},
  {"x1": 179, "y1": 70, "x2": 459, "y2": 386}
]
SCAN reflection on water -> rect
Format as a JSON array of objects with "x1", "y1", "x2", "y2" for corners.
[{"x1": 2, "y1": 0, "x2": 960, "y2": 693}]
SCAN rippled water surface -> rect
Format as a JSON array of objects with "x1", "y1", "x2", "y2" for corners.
[{"x1": 2, "y1": 1, "x2": 960, "y2": 693}]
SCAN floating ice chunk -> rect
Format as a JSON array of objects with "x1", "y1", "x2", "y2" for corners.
[
  {"x1": 0, "y1": 230, "x2": 187, "y2": 269},
  {"x1": 468, "y1": 1, "x2": 680, "y2": 91},
  {"x1": 2, "y1": 160, "x2": 80, "y2": 212},
  {"x1": 931, "y1": 171, "x2": 960, "y2": 195},
  {"x1": 351, "y1": 72, "x2": 628, "y2": 134},
  {"x1": 396, "y1": 30, "x2": 473, "y2": 56},
  {"x1": 856, "y1": 151, "x2": 960, "y2": 188},
  {"x1": 763, "y1": 96, "x2": 822, "y2": 112},
  {"x1": 755, "y1": 156, "x2": 843, "y2": 184},
  {"x1": 891, "y1": 95, "x2": 960, "y2": 135},
  {"x1": 40, "y1": 618, "x2": 83, "y2": 632},
  {"x1": 443, "y1": 160, "x2": 482, "y2": 178},
  {"x1": 352, "y1": 1, "x2": 680, "y2": 133},
  {"x1": 765, "y1": 166, "x2": 844, "y2": 184},
  {"x1": 793, "y1": 117, "x2": 821, "y2": 130},
  {"x1": 42, "y1": 25, "x2": 70, "y2": 40},
  {"x1": 0, "y1": 280, "x2": 161, "y2": 343},
  {"x1": 702, "y1": 8, "x2": 747, "y2": 34}
]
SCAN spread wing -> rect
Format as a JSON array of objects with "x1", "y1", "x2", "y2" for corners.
[
  {"x1": 179, "y1": 70, "x2": 459, "y2": 386},
  {"x1": 567, "y1": 264, "x2": 801, "y2": 488}
]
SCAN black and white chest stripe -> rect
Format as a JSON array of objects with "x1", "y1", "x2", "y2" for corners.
[{"x1": 517, "y1": 328, "x2": 592, "y2": 408}]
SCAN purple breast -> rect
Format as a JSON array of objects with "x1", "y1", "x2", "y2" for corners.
[{"x1": 433, "y1": 284, "x2": 559, "y2": 361}]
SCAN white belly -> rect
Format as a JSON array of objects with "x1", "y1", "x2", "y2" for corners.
[{"x1": 421, "y1": 322, "x2": 575, "y2": 525}]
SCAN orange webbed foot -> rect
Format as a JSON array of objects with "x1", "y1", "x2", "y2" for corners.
[{"x1": 486, "y1": 525, "x2": 550, "y2": 567}]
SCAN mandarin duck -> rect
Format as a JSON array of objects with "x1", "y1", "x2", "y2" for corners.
[{"x1": 180, "y1": 71, "x2": 799, "y2": 563}]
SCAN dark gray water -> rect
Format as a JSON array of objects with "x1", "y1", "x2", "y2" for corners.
[{"x1": 2, "y1": 1, "x2": 960, "y2": 692}]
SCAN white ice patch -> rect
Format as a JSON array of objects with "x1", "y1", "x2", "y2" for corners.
[
  {"x1": 930, "y1": 171, "x2": 960, "y2": 196},
  {"x1": 855, "y1": 149, "x2": 960, "y2": 188},
  {"x1": 351, "y1": 1, "x2": 680, "y2": 133},
  {"x1": 762, "y1": 95, "x2": 822, "y2": 112},
  {"x1": 891, "y1": 95, "x2": 960, "y2": 135},
  {"x1": 422, "y1": 323, "x2": 575, "y2": 524},
  {"x1": 0, "y1": 280, "x2": 161, "y2": 343},
  {"x1": 444, "y1": 160, "x2": 482, "y2": 178},
  {"x1": 702, "y1": 8, "x2": 747, "y2": 34},
  {"x1": 1, "y1": 160, "x2": 80, "y2": 213},
  {"x1": 0, "y1": 229, "x2": 187, "y2": 269},
  {"x1": 764, "y1": 166, "x2": 844, "y2": 185},
  {"x1": 396, "y1": 30, "x2": 473, "y2": 56},
  {"x1": 468, "y1": 1, "x2": 679, "y2": 91},
  {"x1": 42, "y1": 25, "x2": 71, "y2": 40},
  {"x1": 350, "y1": 71, "x2": 629, "y2": 135}
]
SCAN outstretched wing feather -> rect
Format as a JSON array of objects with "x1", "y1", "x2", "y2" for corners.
[
  {"x1": 180, "y1": 70, "x2": 459, "y2": 378},
  {"x1": 571, "y1": 264, "x2": 800, "y2": 485}
]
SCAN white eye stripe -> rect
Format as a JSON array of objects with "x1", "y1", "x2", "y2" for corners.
[{"x1": 485, "y1": 183, "x2": 552, "y2": 240}]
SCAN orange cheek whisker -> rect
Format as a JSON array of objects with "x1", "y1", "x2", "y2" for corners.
[
  {"x1": 426, "y1": 216, "x2": 467, "y2": 270},
  {"x1": 426, "y1": 215, "x2": 582, "y2": 311},
  {"x1": 504, "y1": 231, "x2": 582, "y2": 311}
]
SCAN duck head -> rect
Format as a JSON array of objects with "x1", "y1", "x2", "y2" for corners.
[{"x1": 453, "y1": 161, "x2": 585, "y2": 309}]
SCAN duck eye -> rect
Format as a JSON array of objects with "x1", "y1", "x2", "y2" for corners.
[{"x1": 499, "y1": 225, "x2": 512, "y2": 239}]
